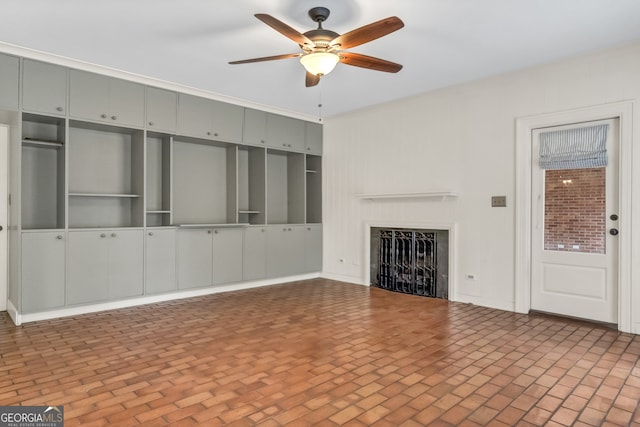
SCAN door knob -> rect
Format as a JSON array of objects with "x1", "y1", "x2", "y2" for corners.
[{"x1": 610, "y1": 228, "x2": 619, "y2": 236}]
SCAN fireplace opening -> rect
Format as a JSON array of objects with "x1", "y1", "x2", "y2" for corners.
[{"x1": 370, "y1": 228, "x2": 448, "y2": 299}]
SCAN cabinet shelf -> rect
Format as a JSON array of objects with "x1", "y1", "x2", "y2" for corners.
[
  {"x1": 22, "y1": 138, "x2": 64, "y2": 149},
  {"x1": 177, "y1": 223, "x2": 250, "y2": 228},
  {"x1": 69, "y1": 193, "x2": 140, "y2": 198}
]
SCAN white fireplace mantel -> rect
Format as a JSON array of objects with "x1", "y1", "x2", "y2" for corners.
[{"x1": 356, "y1": 191, "x2": 458, "y2": 201}]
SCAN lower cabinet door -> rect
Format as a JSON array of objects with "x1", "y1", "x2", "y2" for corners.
[
  {"x1": 267, "y1": 226, "x2": 305, "y2": 277},
  {"x1": 304, "y1": 225, "x2": 323, "y2": 272},
  {"x1": 21, "y1": 231, "x2": 66, "y2": 312},
  {"x1": 177, "y1": 229, "x2": 213, "y2": 289},
  {"x1": 243, "y1": 227, "x2": 267, "y2": 281},
  {"x1": 67, "y1": 231, "x2": 110, "y2": 305},
  {"x1": 212, "y1": 228, "x2": 243, "y2": 285},
  {"x1": 108, "y1": 229, "x2": 144, "y2": 299},
  {"x1": 145, "y1": 229, "x2": 177, "y2": 294}
]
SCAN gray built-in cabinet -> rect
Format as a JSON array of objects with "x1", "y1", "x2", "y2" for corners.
[
  {"x1": 21, "y1": 231, "x2": 66, "y2": 312},
  {"x1": 177, "y1": 93, "x2": 244, "y2": 143},
  {"x1": 67, "y1": 229, "x2": 144, "y2": 305},
  {"x1": 22, "y1": 60, "x2": 68, "y2": 115},
  {"x1": 69, "y1": 69, "x2": 145, "y2": 127},
  {"x1": 0, "y1": 53, "x2": 19, "y2": 110},
  {"x1": 146, "y1": 87, "x2": 177, "y2": 133},
  {"x1": 145, "y1": 228, "x2": 177, "y2": 295},
  {"x1": 4, "y1": 51, "x2": 322, "y2": 317}
]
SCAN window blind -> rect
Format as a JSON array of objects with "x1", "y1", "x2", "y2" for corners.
[{"x1": 539, "y1": 124, "x2": 609, "y2": 170}]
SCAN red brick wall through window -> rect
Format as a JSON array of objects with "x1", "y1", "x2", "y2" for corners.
[{"x1": 544, "y1": 167, "x2": 605, "y2": 254}]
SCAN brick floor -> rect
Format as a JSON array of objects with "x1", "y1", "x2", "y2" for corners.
[{"x1": 1, "y1": 279, "x2": 639, "y2": 425}]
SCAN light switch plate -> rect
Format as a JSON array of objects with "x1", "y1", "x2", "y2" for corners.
[{"x1": 491, "y1": 196, "x2": 507, "y2": 207}]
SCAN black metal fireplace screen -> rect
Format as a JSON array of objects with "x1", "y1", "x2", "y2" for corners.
[{"x1": 372, "y1": 228, "x2": 448, "y2": 299}]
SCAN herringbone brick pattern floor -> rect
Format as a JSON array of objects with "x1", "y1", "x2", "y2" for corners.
[{"x1": 1, "y1": 279, "x2": 639, "y2": 426}]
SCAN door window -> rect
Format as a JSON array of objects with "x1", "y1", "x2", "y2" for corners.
[{"x1": 544, "y1": 167, "x2": 606, "y2": 254}]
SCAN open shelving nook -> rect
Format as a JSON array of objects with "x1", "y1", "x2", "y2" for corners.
[
  {"x1": 306, "y1": 155, "x2": 322, "y2": 224},
  {"x1": 238, "y1": 145, "x2": 266, "y2": 225},
  {"x1": 21, "y1": 113, "x2": 65, "y2": 230},
  {"x1": 266, "y1": 149, "x2": 305, "y2": 225},
  {"x1": 146, "y1": 132, "x2": 172, "y2": 227},
  {"x1": 172, "y1": 137, "x2": 237, "y2": 226},
  {"x1": 68, "y1": 120, "x2": 144, "y2": 228}
]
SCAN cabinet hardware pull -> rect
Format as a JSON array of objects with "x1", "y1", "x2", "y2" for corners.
[
  {"x1": 56, "y1": 106, "x2": 63, "y2": 112},
  {"x1": 207, "y1": 131, "x2": 211, "y2": 136},
  {"x1": 207, "y1": 230, "x2": 212, "y2": 234},
  {"x1": 100, "y1": 234, "x2": 106, "y2": 238},
  {"x1": 56, "y1": 235, "x2": 63, "y2": 240},
  {"x1": 111, "y1": 233, "x2": 117, "y2": 237},
  {"x1": 100, "y1": 114, "x2": 107, "y2": 119},
  {"x1": 111, "y1": 115, "x2": 117, "y2": 120},
  {"x1": 148, "y1": 232, "x2": 154, "y2": 236},
  {"x1": 148, "y1": 121, "x2": 154, "y2": 126},
  {"x1": 214, "y1": 230, "x2": 218, "y2": 234},
  {"x1": 214, "y1": 132, "x2": 219, "y2": 137}
]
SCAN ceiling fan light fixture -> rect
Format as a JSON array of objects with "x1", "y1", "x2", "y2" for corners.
[{"x1": 300, "y1": 52, "x2": 339, "y2": 76}]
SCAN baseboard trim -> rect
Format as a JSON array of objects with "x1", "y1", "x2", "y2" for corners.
[
  {"x1": 15, "y1": 273, "x2": 321, "y2": 325},
  {"x1": 320, "y1": 272, "x2": 367, "y2": 286},
  {"x1": 5, "y1": 299, "x2": 20, "y2": 325}
]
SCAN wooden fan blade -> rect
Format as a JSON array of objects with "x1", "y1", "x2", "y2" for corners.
[
  {"x1": 331, "y1": 16, "x2": 404, "y2": 49},
  {"x1": 306, "y1": 72, "x2": 320, "y2": 87},
  {"x1": 339, "y1": 52, "x2": 403, "y2": 73},
  {"x1": 229, "y1": 53, "x2": 302, "y2": 65},
  {"x1": 255, "y1": 14, "x2": 314, "y2": 47}
]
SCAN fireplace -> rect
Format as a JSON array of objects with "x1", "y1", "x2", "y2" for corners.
[{"x1": 370, "y1": 227, "x2": 449, "y2": 299}]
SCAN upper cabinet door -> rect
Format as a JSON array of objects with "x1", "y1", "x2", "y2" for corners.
[
  {"x1": 0, "y1": 53, "x2": 19, "y2": 110},
  {"x1": 22, "y1": 60, "x2": 68, "y2": 115},
  {"x1": 267, "y1": 114, "x2": 305, "y2": 152},
  {"x1": 305, "y1": 122, "x2": 322, "y2": 155},
  {"x1": 243, "y1": 108, "x2": 267, "y2": 146},
  {"x1": 211, "y1": 100, "x2": 243, "y2": 143},
  {"x1": 177, "y1": 94, "x2": 243, "y2": 142},
  {"x1": 69, "y1": 70, "x2": 144, "y2": 127},
  {"x1": 177, "y1": 94, "x2": 214, "y2": 139},
  {"x1": 69, "y1": 70, "x2": 110, "y2": 122},
  {"x1": 108, "y1": 78, "x2": 145, "y2": 127},
  {"x1": 146, "y1": 87, "x2": 177, "y2": 133}
]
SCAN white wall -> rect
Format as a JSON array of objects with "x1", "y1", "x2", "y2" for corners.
[{"x1": 322, "y1": 42, "x2": 640, "y2": 320}]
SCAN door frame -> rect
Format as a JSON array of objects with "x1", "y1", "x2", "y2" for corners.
[
  {"x1": 515, "y1": 101, "x2": 633, "y2": 332},
  {"x1": 0, "y1": 125, "x2": 8, "y2": 312}
]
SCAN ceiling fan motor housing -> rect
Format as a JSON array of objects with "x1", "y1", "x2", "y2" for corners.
[{"x1": 302, "y1": 29, "x2": 339, "y2": 50}]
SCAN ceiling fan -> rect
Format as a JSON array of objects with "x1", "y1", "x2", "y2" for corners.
[{"x1": 229, "y1": 7, "x2": 404, "y2": 87}]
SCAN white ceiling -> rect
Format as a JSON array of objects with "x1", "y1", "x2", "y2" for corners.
[{"x1": 2, "y1": 0, "x2": 640, "y2": 118}]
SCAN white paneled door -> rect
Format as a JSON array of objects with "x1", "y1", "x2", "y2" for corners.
[{"x1": 531, "y1": 119, "x2": 619, "y2": 323}]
